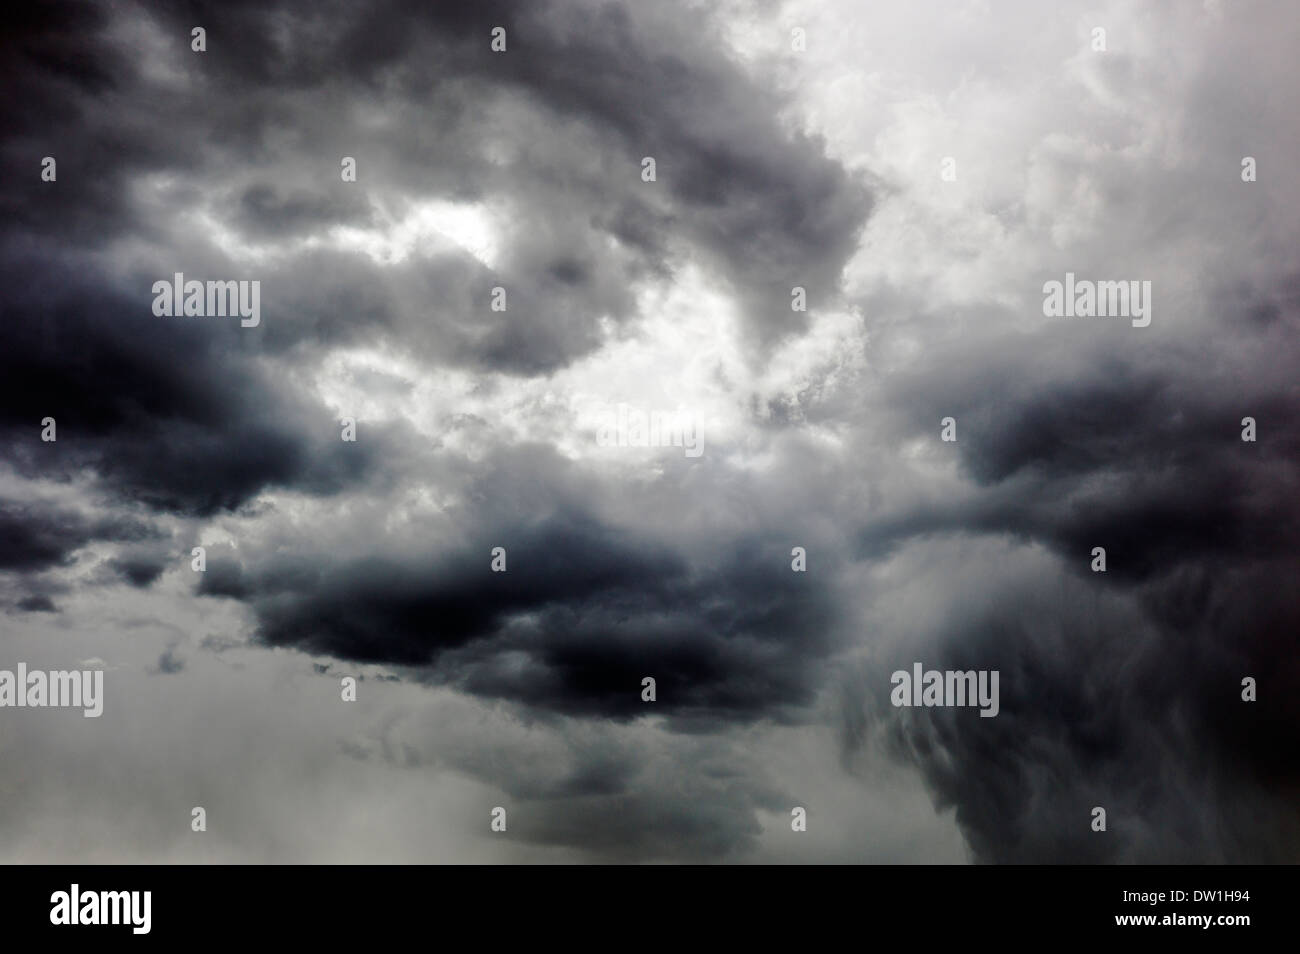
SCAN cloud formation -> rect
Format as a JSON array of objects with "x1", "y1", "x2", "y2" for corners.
[{"x1": 0, "y1": 0, "x2": 1296, "y2": 863}]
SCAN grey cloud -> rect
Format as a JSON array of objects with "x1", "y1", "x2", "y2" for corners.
[{"x1": 2, "y1": 0, "x2": 1296, "y2": 866}]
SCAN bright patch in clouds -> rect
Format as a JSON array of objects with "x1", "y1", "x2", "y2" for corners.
[{"x1": 333, "y1": 198, "x2": 503, "y2": 268}]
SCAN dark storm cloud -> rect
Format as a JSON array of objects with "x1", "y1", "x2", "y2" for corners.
[
  {"x1": 1, "y1": 0, "x2": 871, "y2": 530},
  {"x1": 205, "y1": 446, "x2": 843, "y2": 725},
  {"x1": 0, "y1": 492, "x2": 165, "y2": 614},
  {"x1": 194, "y1": 547, "x2": 252, "y2": 599},
  {"x1": 131, "y1": 0, "x2": 872, "y2": 365},
  {"x1": 875, "y1": 315, "x2": 1300, "y2": 582},
  {"x1": 2, "y1": 0, "x2": 867, "y2": 732},
  {"x1": 4, "y1": 0, "x2": 1295, "y2": 867},
  {"x1": 0, "y1": 496, "x2": 157, "y2": 572},
  {"x1": 0, "y1": 248, "x2": 405, "y2": 516},
  {"x1": 15, "y1": 594, "x2": 58, "y2": 613},
  {"x1": 0, "y1": 2, "x2": 167, "y2": 246},
  {"x1": 5, "y1": 0, "x2": 866, "y2": 375},
  {"x1": 842, "y1": 554, "x2": 1300, "y2": 863},
  {"x1": 838, "y1": 289, "x2": 1300, "y2": 862},
  {"x1": 476, "y1": 0, "x2": 872, "y2": 353},
  {"x1": 109, "y1": 549, "x2": 170, "y2": 588}
]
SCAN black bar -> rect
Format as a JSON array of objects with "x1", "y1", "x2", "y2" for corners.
[{"x1": 4, "y1": 865, "x2": 1291, "y2": 942}]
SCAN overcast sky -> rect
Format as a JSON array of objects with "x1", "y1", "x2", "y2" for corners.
[{"x1": 1, "y1": 0, "x2": 1297, "y2": 863}]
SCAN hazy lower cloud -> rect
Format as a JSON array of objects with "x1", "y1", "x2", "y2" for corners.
[{"x1": 0, "y1": 0, "x2": 1296, "y2": 863}]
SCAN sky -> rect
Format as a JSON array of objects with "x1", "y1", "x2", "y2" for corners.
[{"x1": 0, "y1": 0, "x2": 1296, "y2": 863}]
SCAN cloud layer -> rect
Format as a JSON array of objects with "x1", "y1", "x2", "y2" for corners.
[{"x1": 1, "y1": 0, "x2": 1296, "y2": 862}]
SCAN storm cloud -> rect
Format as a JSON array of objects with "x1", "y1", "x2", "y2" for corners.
[{"x1": 0, "y1": 0, "x2": 1296, "y2": 863}]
